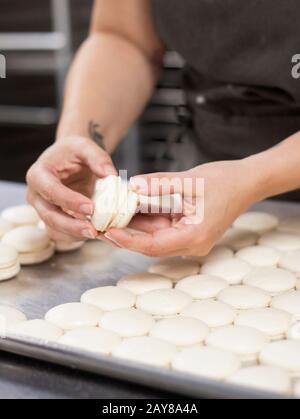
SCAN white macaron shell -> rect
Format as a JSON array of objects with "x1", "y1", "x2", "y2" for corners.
[
  {"x1": 81, "y1": 286, "x2": 136, "y2": 311},
  {"x1": 172, "y1": 346, "x2": 240, "y2": 380},
  {"x1": 112, "y1": 336, "x2": 177, "y2": 368},
  {"x1": 91, "y1": 176, "x2": 119, "y2": 232},
  {"x1": 1, "y1": 205, "x2": 39, "y2": 227},
  {"x1": 2, "y1": 226, "x2": 50, "y2": 253},
  {"x1": 0, "y1": 218, "x2": 14, "y2": 237},
  {"x1": 0, "y1": 244, "x2": 19, "y2": 268},
  {"x1": 59, "y1": 327, "x2": 121, "y2": 355},
  {"x1": 9, "y1": 319, "x2": 63, "y2": 341}
]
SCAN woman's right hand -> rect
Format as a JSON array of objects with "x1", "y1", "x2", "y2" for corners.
[{"x1": 26, "y1": 136, "x2": 117, "y2": 242}]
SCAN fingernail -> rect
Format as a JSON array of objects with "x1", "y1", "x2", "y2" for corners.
[
  {"x1": 80, "y1": 204, "x2": 93, "y2": 216},
  {"x1": 104, "y1": 165, "x2": 117, "y2": 176},
  {"x1": 82, "y1": 229, "x2": 96, "y2": 239},
  {"x1": 130, "y1": 177, "x2": 148, "y2": 194},
  {"x1": 129, "y1": 177, "x2": 139, "y2": 191},
  {"x1": 104, "y1": 232, "x2": 122, "y2": 247},
  {"x1": 97, "y1": 235, "x2": 122, "y2": 248}
]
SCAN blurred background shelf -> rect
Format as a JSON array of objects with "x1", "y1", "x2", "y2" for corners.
[{"x1": 0, "y1": 0, "x2": 187, "y2": 182}]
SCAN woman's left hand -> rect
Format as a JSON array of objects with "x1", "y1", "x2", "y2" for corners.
[{"x1": 104, "y1": 159, "x2": 259, "y2": 257}]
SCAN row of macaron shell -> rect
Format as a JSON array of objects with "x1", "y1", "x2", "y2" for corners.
[
  {"x1": 1, "y1": 210, "x2": 300, "y2": 398},
  {"x1": 1, "y1": 277, "x2": 300, "y2": 397},
  {"x1": 0, "y1": 206, "x2": 84, "y2": 276}
]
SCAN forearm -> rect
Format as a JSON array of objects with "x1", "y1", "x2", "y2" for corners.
[
  {"x1": 244, "y1": 131, "x2": 300, "y2": 201},
  {"x1": 57, "y1": 33, "x2": 161, "y2": 153}
]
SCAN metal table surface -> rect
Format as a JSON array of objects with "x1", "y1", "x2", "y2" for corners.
[
  {"x1": 0, "y1": 181, "x2": 176, "y2": 399},
  {"x1": 0, "y1": 181, "x2": 299, "y2": 400}
]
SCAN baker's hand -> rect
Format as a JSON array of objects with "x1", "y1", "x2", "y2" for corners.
[
  {"x1": 26, "y1": 136, "x2": 117, "y2": 241},
  {"x1": 104, "y1": 160, "x2": 258, "y2": 257}
]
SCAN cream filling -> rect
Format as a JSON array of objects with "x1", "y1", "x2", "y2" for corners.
[
  {"x1": 55, "y1": 241, "x2": 84, "y2": 252},
  {"x1": 0, "y1": 262, "x2": 20, "y2": 281},
  {"x1": 19, "y1": 242, "x2": 55, "y2": 265}
]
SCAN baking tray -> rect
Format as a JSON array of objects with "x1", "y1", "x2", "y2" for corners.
[{"x1": 0, "y1": 200, "x2": 299, "y2": 399}]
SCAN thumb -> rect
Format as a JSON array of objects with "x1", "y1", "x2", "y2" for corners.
[{"x1": 129, "y1": 172, "x2": 185, "y2": 196}]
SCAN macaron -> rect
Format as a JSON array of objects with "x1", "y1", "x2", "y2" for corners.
[
  {"x1": 150, "y1": 316, "x2": 209, "y2": 347},
  {"x1": 186, "y1": 245, "x2": 234, "y2": 264},
  {"x1": 218, "y1": 228, "x2": 259, "y2": 251},
  {"x1": 0, "y1": 218, "x2": 13, "y2": 238},
  {"x1": 117, "y1": 272, "x2": 173, "y2": 295},
  {"x1": 176, "y1": 274, "x2": 228, "y2": 300},
  {"x1": 236, "y1": 246, "x2": 280, "y2": 268},
  {"x1": 0, "y1": 305, "x2": 26, "y2": 330},
  {"x1": 136, "y1": 289, "x2": 191, "y2": 316},
  {"x1": 233, "y1": 212, "x2": 279, "y2": 234},
  {"x1": 294, "y1": 381, "x2": 300, "y2": 399},
  {"x1": 92, "y1": 176, "x2": 138, "y2": 232},
  {"x1": 259, "y1": 340, "x2": 300, "y2": 377},
  {"x1": 0, "y1": 243, "x2": 20, "y2": 281},
  {"x1": 244, "y1": 267, "x2": 297, "y2": 295},
  {"x1": 201, "y1": 258, "x2": 252, "y2": 285},
  {"x1": 271, "y1": 290, "x2": 300, "y2": 320},
  {"x1": 9, "y1": 319, "x2": 63, "y2": 342},
  {"x1": 45, "y1": 302, "x2": 103, "y2": 331},
  {"x1": 279, "y1": 250, "x2": 300, "y2": 274},
  {"x1": 172, "y1": 346, "x2": 240, "y2": 380},
  {"x1": 1, "y1": 205, "x2": 39, "y2": 227},
  {"x1": 259, "y1": 231, "x2": 300, "y2": 252},
  {"x1": 148, "y1": 258, "x2": 200, "y2": 282},
  {"x1": 92, "y1": 176, "x2": 120, "y2": 232},
  {"x1": 206, "y1": 325, "x2": 268, "y2": 364},
  {"x1": 81, "y1": 286, "x2": 136, "y2": 311},
  {"x1": 112, "y1": 336, "x2": 177, "y2": 368},
  {"x1": 181, "y1": 300, "x2": 236, "y2": 328},
  {"x1": 235, "y1": 308, "x2": 292, "y2": 341},
  {"x1": 286, "y1": 322, "x2": 300, "y2": 340},
  {"x1": 2, "y1": 226, "x2": 55, "y2": 265},
  {"x1": 58, "y1": 327, "x2": 121, "y2": 355},
  {"x1": 109, "y1": 179, "x2": 138, "y2": 229},
  {"x1": 278, "y1": 217, "x2": 300, "y2": 235},
  {"x1": 217, "y1": 285, "x2": 271, "y2": 310},
  {"x1": 100, "y1": 308, "x2": 155, "y2": 338},
  {"x1": 227, "y1": 366, "x2": 291, "y2": 395},
  {"x1": 38, "y1": 221, "x2": 84, "y2": 253},
  {"x1": 55, "y1": 241, "x2": 84, "y2": 253}
]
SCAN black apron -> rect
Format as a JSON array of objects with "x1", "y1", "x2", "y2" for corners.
[{"x1": 151, "y1": 0, "x2": 300, "y2": 200}]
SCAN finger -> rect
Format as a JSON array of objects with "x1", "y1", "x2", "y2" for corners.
[
  {"x1": 28, "y1": 169, "x2": 94, "y2": 216},
  {"x1": 46, "y1": 227, "x2": 83, "y2": 243},
  {"x1": 157, "y1": 248, "x2": 191, "y2": 257},
  {"x1": 128, "y1": 214, "x2": 172, "y2": 233},
  {"x1": 130, "y1": 172, "x2": 183, "y2": 196},
  {"x1": 74, "y1": 138, "x2": 117, "y2": 177},
  {"x1": 105, "y1": 224, "x2": 194, "y2": 257},
  {"x1": 63, "y1": 209, "x2": 87, "y2": 220},
  {"x1": 130, "y1": 171, "x2": 203, "y2": 198},
  {"x1": 31, "y1": 193, "x2": 97, "y2": 240},
  {"x1": 96, "y1": 233, "x2": 122, "y2": 248}
]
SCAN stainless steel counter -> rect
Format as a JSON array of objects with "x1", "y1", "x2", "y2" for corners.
[
  {"x1": 0, "y1": 181, "x2": 299, "y2": 399},
  {"x1": 0, "y1": 181, "x2": 174, "y2": 399}
]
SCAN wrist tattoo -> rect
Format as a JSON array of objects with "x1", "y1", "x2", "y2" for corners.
[{"x1": 88, "y1": 120, "x2": 106, "y2": 149}]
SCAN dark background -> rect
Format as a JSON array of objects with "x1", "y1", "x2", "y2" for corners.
[
  {"x1": 0, "y1": 0, "x2": 185, "y2": 183},
  {"x1": 0, "y1": 0, "x2": 93, "y2": 182}
]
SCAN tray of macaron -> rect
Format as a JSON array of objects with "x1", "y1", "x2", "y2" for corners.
[{"x1": 0, "y1": 177, "x2": 300, "y2": 399}]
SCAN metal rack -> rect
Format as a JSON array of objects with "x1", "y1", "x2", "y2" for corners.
[
  {"x1": 0, "y1": 0, "x2": 72, "y2": 126},
  {"x1": 117, "y1": 51, "x2": 186, "y2": 176}
]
